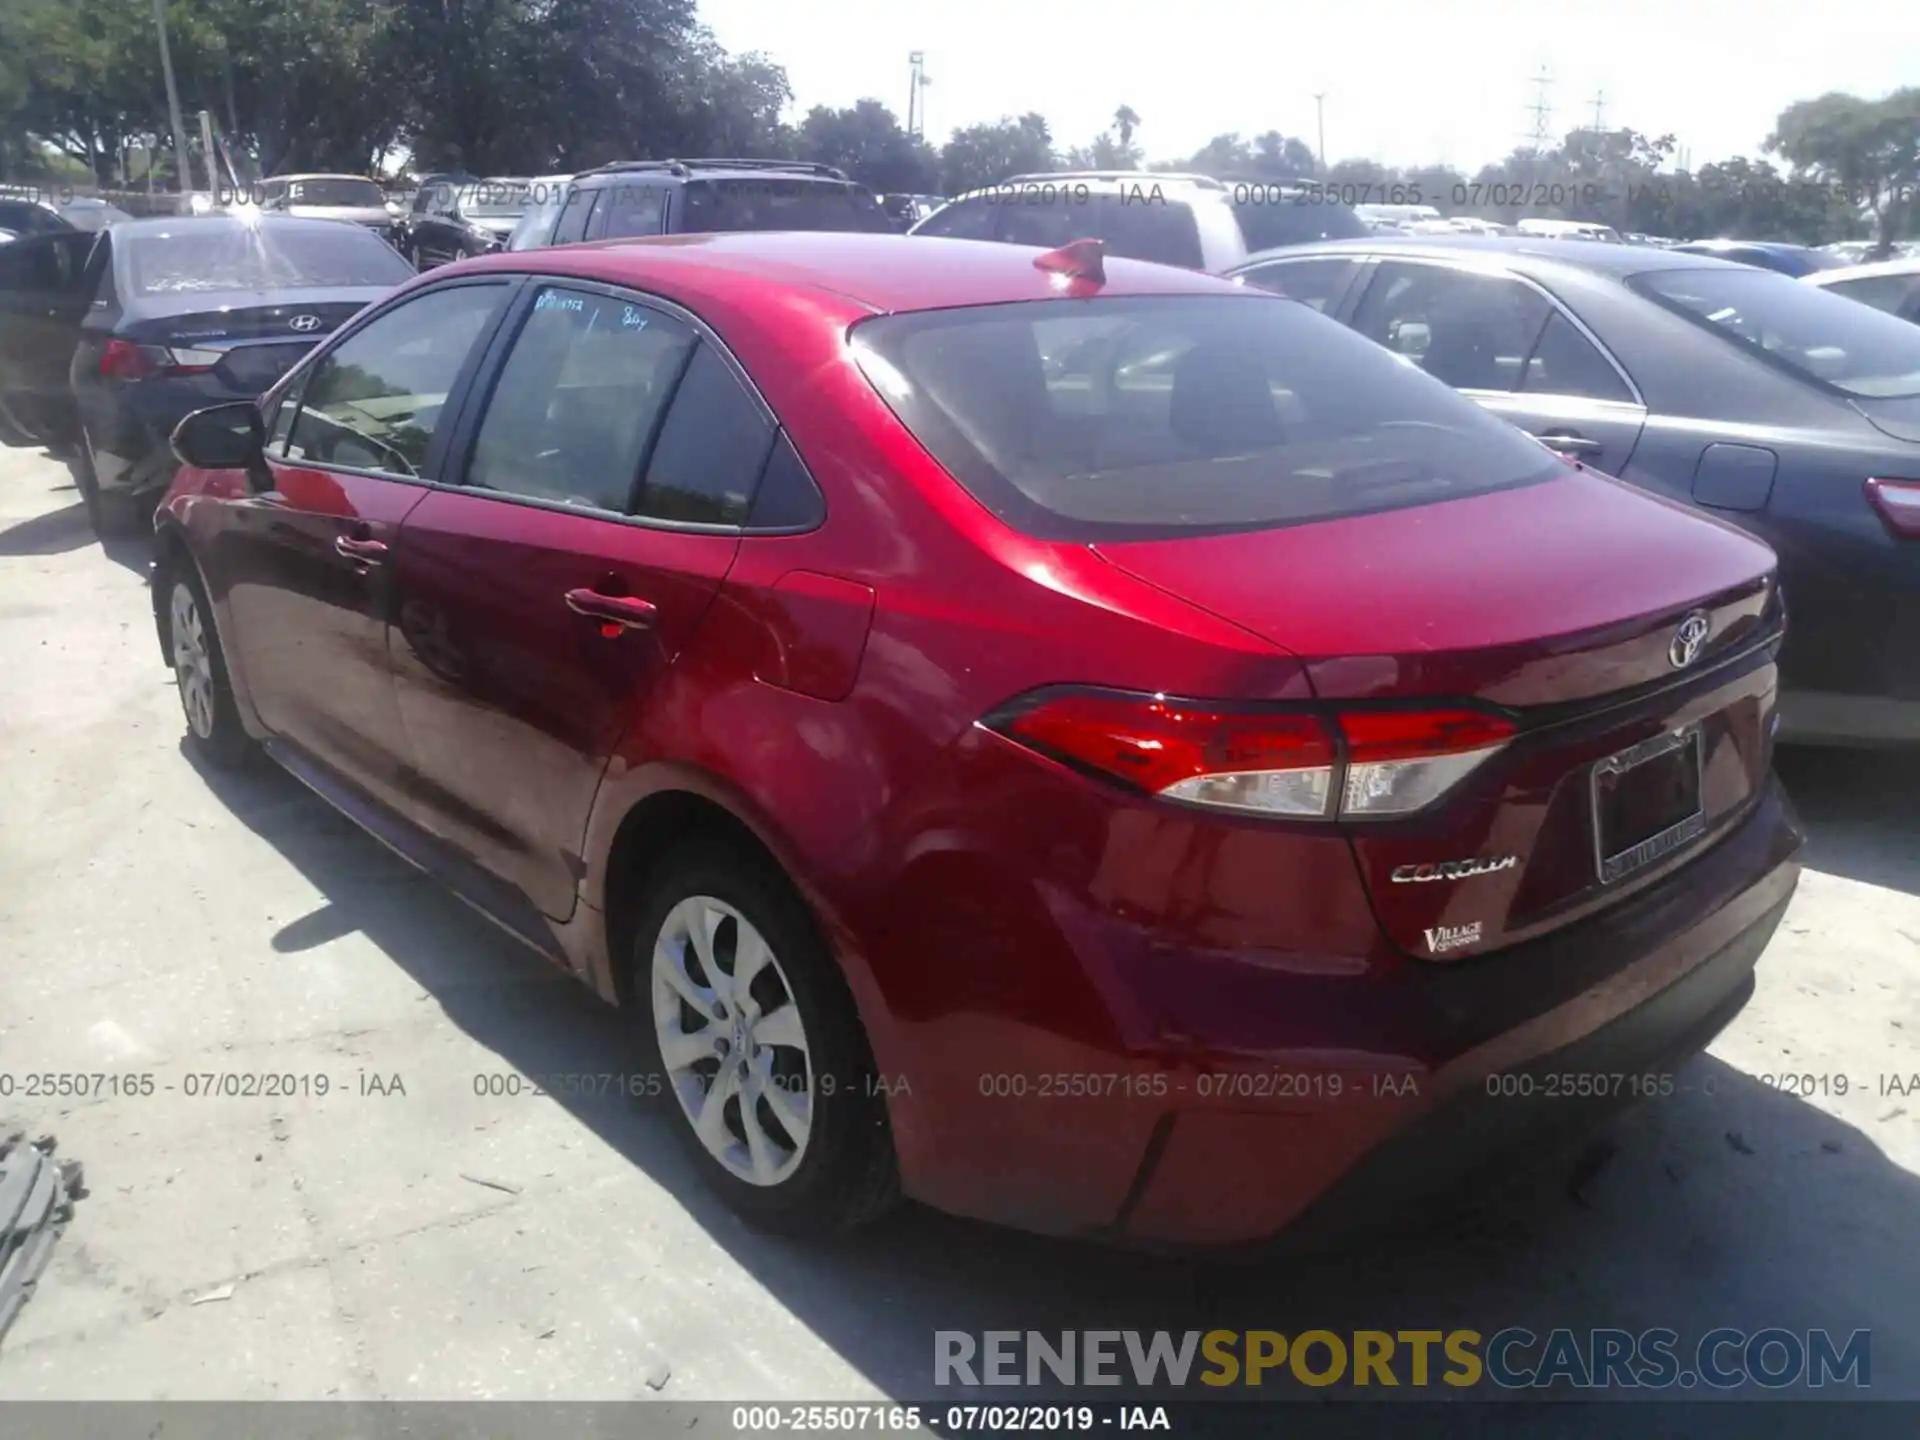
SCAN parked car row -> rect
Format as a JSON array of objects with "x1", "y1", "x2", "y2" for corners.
[
  {"x1": 2, "y1": 167, "x2": 1911, "y2": 1253},
  {"x1": 148, "y1": 229, "x2": 1807, "y2": 1247},
  {"x1": 0, "y1": 213, "x2": 413, "y2": 530}
]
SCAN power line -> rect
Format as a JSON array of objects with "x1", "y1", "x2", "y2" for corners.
[{"x1": 1524, "y1": 64, "x2": 1554, "y2": 150}]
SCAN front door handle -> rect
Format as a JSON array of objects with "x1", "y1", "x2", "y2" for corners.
[
  {"x1": 565, "y1": 588, "x2": 657, "y2": 631},
  {"x1": 335, "y1": 535, "x2": 388, "y2": 562},
  {"x1": 1540, "y1": 430, "x2": 1602, "y2": 456}
]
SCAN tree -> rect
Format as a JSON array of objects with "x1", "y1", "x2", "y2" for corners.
[
  {"x1": 183, "y1": 0, "x2": 406, "y2": 176},
  {"x1": 796, "y1": 100, "x2": 935, "y2": 192},
  {"x1": 939, "y1": 113, "x2": 1051, "y2": 193},
  {"x1": 1251, "y1": 130, "x2": 1316, "y2": 177},
  {"x1": 670, "y1": 40, "x2": 794, "y2": 160},
  {"x1": 1065, "y1": 105, "x2": 1143, "y2": 170},
  {"x1": 1770, "y1": 89, "x2": 1920, "y2": 254}
]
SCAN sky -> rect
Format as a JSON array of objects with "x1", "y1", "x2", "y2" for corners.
[{"x1": 696, "y1": 0, "x2": 1920, "y2": 173}]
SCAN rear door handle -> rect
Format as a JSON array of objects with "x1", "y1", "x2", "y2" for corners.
[
  {"x1": 565, "y1": 588, "x2": 657, "y2": 631},
  {"x1": 1540, "y1": 430, "x2": 1603, "y2": 455},
  {"x1": 335, "y1": 535, "x2": 388, "y2": 562}
]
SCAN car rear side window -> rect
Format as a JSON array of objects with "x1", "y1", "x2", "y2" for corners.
[
  {"x1": 911, "y1": 198, "x2": 995, "y2": 240},
  {"x1": 1518, "y1": 311, "x2": 1634, "y2": 402},
  {"x1": 1231, "y1": 196, "x2": 1368, "y2": 251},
  {"x1": 284, "y1": 283, "x2": 506, "y2": 477},
  {"x1": 681, "y1": 178, "x2": 894, "y2": 234},
  {"x1": 995, "y1": 195, "x2": 1205, "y2": 269},
  {"x1": 506, "y1": 190, "x2": 566, "y2": 251},
  {"x1": 1635, "y1": 265, "x2": 1920, "y2": 399},
  {"x1": 590, "y1": 184, "x2": 667, "y2": 239},
  {"x1": 550, "y1": 187, "x2": 598, "y2": 246},
  {"x1": 637, "y1": 345, "x2": 775, "y2": 524},
  {"x1": 850, "y1": 294, "x2": 1563, "y2": 541},
  {"x1": 465, "y1": 286, "x2": 696, "y2": 512}
]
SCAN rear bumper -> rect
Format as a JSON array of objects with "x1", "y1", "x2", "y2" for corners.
[
  {"x1": 1113, "y1": 778, "x2": 1803, "y2": 1248},
  {"x1": 1257, "y1": 890, "x2": 1775, "y2": 1252},
  {"x1": 80, "y1": 379, "x2": 251, "y2": 496}
]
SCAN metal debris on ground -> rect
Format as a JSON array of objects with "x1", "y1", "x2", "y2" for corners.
[{"x1": 0, "y1": 1130, "x2": 85, "y2": 1350}]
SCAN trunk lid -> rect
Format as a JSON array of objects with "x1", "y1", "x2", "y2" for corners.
[
  {"x1": 120, "y1": 291, "x2": 382, "y2": 393},
  {"x1": 1093, "y1": 470, "x2": 1784, "y2": 959}
]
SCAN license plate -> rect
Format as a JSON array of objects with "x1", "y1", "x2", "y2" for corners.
[{"x1": 1590, "y1": 727, "x2": 1706, "y2": 884}]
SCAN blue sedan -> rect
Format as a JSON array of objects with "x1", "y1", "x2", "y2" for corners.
[{"x1": 1230, "y1": 234, "x2": 1920, "y2": 746}]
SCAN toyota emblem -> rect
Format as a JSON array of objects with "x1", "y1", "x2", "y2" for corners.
[
  {"x1": 1668, "y1": 611, "x2": 1711, "y2": 669},
  {"x1": 288, "y1": 314, "x2": 322, "y2": 333}
]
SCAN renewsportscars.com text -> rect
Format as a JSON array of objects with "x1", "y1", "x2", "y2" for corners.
[{"x1": 935, "y1": 1328, "x2": 1870, "y2": 1390}]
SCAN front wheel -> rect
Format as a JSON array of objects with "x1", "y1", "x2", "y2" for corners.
[
  {"x1": 631, "y1": 845, "x2": 899, "y2": 1237},
  {"x1": 168, "y1": 571, "x2": 252, "y2": 767}
]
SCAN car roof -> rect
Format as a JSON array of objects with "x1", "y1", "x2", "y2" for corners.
[
  {"x1": 573, "y1": 159, "x2": 854, "y2": 186},
  {"x1": 1235, "y1": 232, "x2": 1748, "y2": 278},
  {"x1": 953, "y1": 172, "x2": 1228, "y2": 203},
  {"x1": 1806, "y1": 256, "x2": 1920, "y2": 284},
  {"x1": 1674, "y1": 239, "x2": 1811, "y2": 255},
  {"x1": 455, "y1": 230, "x2": 1246, "y2": 314}
]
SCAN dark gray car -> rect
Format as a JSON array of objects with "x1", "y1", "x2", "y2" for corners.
[
  {"x1": 1228, "y1": 235, "x2": 1920, "y2": 746},
  {"x1": 0, "y1": 215, "x2": 411, "y2": 534}
]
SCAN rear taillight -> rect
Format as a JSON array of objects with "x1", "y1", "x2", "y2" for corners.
[
  {"x1": 986, "y1": 689, "x2": 1515, "y2": 820},
  {"x1": 99, "y1": 338, "x2": 216, "y2": 381},
  {"x1": 1866, "y1": 478, "x2": 1920, "y2": 539}
]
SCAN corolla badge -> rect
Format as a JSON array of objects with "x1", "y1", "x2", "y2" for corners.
[
  {"x1": 1391, "y1": 855, "x2": 1518, "y2": 884},
  {"x1": 288, "y1": 314, "x2": 322, "y2": 333},
  {"x1": 1668, "y1": 610, "x2": 1711, "y2": 669}
]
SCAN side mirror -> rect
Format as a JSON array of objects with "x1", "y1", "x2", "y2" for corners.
[{"x1": 172, "y1": 401, "x2": 265, "y2": 472}]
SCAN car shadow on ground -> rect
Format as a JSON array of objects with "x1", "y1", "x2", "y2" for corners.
[
  {"x1": 1775, "y1": 744, "x2": 1920, "y2": 897},
  {"x1": 187, "y1": 747, "x2": 1920, "y2": 1403},
  {"x1": 0, "y1": 449, "x2": 151, "y2": 576}
]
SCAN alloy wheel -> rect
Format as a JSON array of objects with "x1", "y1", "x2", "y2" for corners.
[
  {"x1": 170, "y1": 582, "x2": 216, "y2": 740},
  {"x1": 651, "y1": 894, "x2": 814, "y2": 1187}
]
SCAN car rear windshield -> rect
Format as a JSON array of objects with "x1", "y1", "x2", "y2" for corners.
[
  {"x1": 1230, "y1": 193, "x2": 1368, "y2": 250},
  {"x1": 851, "y1": 293, "x2": 1565, "y2": 541},
  {"x1": 465, "y1": 180, "x2": 537, "y2": 218},
  {"x1": 122, "y1": 223, "x2": 414, "y2": 296},
  {"x1": 995, "y1": 193, "x2": 1206, "y2": 269},
  {"x1": 283, "y1": 178, "x2": 385, "y2": 208},
  {"x1": 681, "y1": 178, "x2": 894, "y2": 234},
  {"x1": 1634, "y1": 266, "x2": 1920, "y2": 399}
]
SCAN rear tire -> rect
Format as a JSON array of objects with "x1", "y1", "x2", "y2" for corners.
[
  {"x1": 72, "y1": 442, "x2": 144, "y2": 538},
  {"x1": 167, "y1": 568, "x2": 252, "y2": 769},
  {"x1": 628, "y1": 842, "x2": 899, "y2": 1237}
]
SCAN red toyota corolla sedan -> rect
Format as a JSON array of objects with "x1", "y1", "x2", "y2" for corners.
[{"x1": 151, "y1": 231, "x2": 1804, "y2": 1248}]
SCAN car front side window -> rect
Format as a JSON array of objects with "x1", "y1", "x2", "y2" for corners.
[
  {"x1": 283, "y1": 283, "x2": 507, "y2": 477},
  {"x1": 1351, "y1": 262, "x2": 1552, "y2": 393}
]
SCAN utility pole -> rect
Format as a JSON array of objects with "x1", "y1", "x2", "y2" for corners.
[
  {"x1": 151, "y1": 0, "x2": 195, "y2": 194},
  {"x1": 1313, "y1": 93, "x2": 1326, "y2": 172},
  {"x1": 907, "y1": 52, "x2": 930, "y2": 141},
  {"x1": 1524, "y1": 64, "x2": 1554, "y2": 151},
  {"x1": 1590, "y1": 90, "x2": 1607, "y2": 134}
]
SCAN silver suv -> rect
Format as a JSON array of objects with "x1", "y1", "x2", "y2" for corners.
[{"x1": 907, "y1": 171, "x2": 1367, "y2": 272}]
